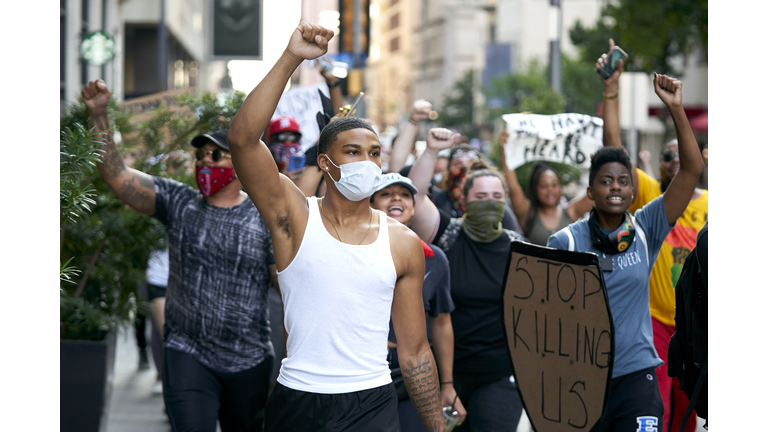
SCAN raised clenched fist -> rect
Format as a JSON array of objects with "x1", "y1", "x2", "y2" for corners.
[
  {"x1": 410, "y1": 100, "x2": 432, "y2": 123},
  {"x1": 287, "y1": 22, "x2": 335, "y2": 61},
  {"x1": 81, "y1": 80, "x2": 111, "y2": 114},
  {"x1": 426, "y1": 128, "x2": 461, "y2": 151},
  {"x1": 653, "y1": 73, "x2": 683, "y2": 108}
]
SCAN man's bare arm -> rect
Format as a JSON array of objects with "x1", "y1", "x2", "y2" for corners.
[
  {"x1": 82, "y1": 80, "x2": 156, "y2": 215},
  {"x1": 391, "y1": 225, "x2": 446, "y2": 431},
  {"x1": 228, "y1": 23, "x2": 334, "y2": 242}
]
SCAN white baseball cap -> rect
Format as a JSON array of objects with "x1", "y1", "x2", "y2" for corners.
[{"x1": 375, "y1": 173, "x2": 419, "y2": 196}]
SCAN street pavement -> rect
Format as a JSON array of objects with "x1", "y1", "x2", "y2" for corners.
[{"x1": 104, "y1": 324, "x2": 703, "y2": 432}]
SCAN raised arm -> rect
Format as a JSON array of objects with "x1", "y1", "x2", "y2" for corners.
[
  {"x1": 82, "y1": 80, "x2": 156, "y2": 216},
  {"x1": 391, "y1": 227, "x2": 446, "y2": 432},
  {"x1": 598, "y1": 39, "x2": 639, "y2": 198},
  {"x1": 565, "y1": 194, "x2": 594, "y2": 222},
  {"x1": 498, "y1": 129, "x2": 533, "y2": 228},
  {"x1": 654, "y1": 74, "x2": 703, "y2": 225},
  {"x1": 389, "y1": 100, "x2": 433, "y2": 173},
  {"x1": 408, "y1": 129, "x2": 461, "y2": 241},
  {"x1": 228, "y1": 23, "x2": 334, "y2": 238}
]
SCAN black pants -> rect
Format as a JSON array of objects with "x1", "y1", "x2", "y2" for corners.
[
  {"x1": 454, "y1": 374, "x2": 523, "y2": 432},
  {"x1": 264, "y1": 382, "x2": 400, "y2": 432},
  {"x1": 163, "y1": 348, "x2": 273, "y2": 432},
  {"x1": 591, "y1": 366, "x2": 665, "y2": 432}
]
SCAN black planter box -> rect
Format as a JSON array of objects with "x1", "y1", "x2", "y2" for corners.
[{"x1": 60, "y1": 332, "x2": 116, "y2": 432}]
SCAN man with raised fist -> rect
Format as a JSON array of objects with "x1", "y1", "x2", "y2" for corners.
[
  {"x1": 227, "y1": 22, "x2": 447, "y2": 432},
  {"x1": 81, "y1": 81, "x2": 276, "y2": 432}
]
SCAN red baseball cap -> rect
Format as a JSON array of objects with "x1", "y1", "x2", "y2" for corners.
[{"x1": 269, "y1": 116, "x2": 301, "y2": 137}]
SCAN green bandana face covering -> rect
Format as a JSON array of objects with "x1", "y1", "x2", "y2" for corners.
[{"x1": 462, "y1": 199, "x2": 506, "y2": 243}]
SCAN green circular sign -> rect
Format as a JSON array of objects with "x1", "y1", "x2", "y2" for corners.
[{"x1": 80, "y1": 31, "x2": 116, "y2": 66}]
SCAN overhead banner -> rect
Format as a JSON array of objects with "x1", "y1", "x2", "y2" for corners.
[
  {"x1": 501, "y1": 113, "x2": 603, "y2": 170},
  {"x1": 502, "y1": 241, "x2": 614, "y2": 432},
  {"x1": 271, "y1": 83, "x2": 331, "y2": 152}
]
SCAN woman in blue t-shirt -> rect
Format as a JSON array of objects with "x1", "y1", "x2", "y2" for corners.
[{"x1": 547, "y1": 72, "x2": 703, "y2": 431}]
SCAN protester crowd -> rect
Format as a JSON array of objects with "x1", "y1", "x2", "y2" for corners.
[{"x1": 80, "y1": 21, "x2": 707, "y2": 432}]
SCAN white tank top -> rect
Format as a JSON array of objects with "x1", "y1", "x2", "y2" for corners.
[{"x1": 276, "y1": 196, "x2": 398, "y2": 394}]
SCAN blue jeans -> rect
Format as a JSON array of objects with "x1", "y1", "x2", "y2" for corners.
[{"x1": 454, "y1": 374, "x2": 523, "y2": 432}]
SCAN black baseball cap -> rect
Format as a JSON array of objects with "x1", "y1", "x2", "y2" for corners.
[{"x1": 191, "y1": 129, "x2": 229, "y2": 152}]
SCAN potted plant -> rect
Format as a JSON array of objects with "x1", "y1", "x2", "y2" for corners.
[{"x1": 60, "y1": 89, "x2": 245, "y2": 432}]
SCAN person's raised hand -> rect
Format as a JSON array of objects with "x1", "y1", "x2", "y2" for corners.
[
  {"x1": 409, "y1": 99, "x2": 432, "y2": 123},
  {"x1": 426, "y1": 128, "x2": 461, "y2": 151},
  {"x1": 653, "y1": 73, "x2": 683, "y2": 108},
  {"x1": 81, "y1": 80, "x2": 111, "y2": 114},
  {"x1": 287, "y1": 22, "x2": 334, "y2": 62},
  {"x1": 638, "y1": 150, "x2": 651, "y2": 165},
  {"x1": 596, "y1": 38, "x2": 623, "y2": 93}
]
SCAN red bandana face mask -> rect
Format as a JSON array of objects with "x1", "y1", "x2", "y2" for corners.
[{"x1": 196, "y1": 165, "x2": 235, "y2": 197}]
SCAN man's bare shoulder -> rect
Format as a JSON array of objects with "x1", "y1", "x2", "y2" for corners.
[{"x1": 386, "y1": 216, "x2": 421, "y2": 245}]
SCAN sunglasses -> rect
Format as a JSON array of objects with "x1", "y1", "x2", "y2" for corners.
[
  {"x1": 195, "y1": 147, "x2": 231, "y2": 162},
  {"x1": 452, "y1": 149, "x2": 480, "y2": 161},
  {"x1": 272, "y1": 132, "x2": 301, "y2": 143},
  {"x1": 661, "y1": 151, "x2": 679, "y2": 163}
]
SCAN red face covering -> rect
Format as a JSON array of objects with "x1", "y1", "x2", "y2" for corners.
[{"x1": 195, "y1": 165, "x2": 235, "y2": 196}]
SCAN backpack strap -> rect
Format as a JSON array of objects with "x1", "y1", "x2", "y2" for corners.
[
  {"x1": 436, "y1": 218, "x2": 464, "y2": 254},
  {"x1": 629, "y1": 213, "x2": 649, "y2": 270},
  {"x1": 563, "y1": 227, "x2": 575, "y2": 252},
  {"x1": 680, "y1": 356, "x2": 708, "y2": 432}
]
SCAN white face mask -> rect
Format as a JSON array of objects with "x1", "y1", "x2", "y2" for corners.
[{"x1": 325, "y1": 156, "x2": 382, "y2": 202}]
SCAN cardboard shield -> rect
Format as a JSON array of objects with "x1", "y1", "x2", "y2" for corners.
[{"x1": 502, "y1": 241, "x2": 614, "y2": 432}]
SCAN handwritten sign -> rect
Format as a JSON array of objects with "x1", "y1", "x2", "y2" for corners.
[
  {"x1": 501, "y1": 113, "x2": 604, "y2": 170},
  {"x1": 503, "y1": 241, "x2": 614, "y2": 432},
  {"x1": 271, "y1": 83, "x2": 331, "y2": 152},
  {"x1": 120, "y1": 88, "x2": 193, "y2": 124}
]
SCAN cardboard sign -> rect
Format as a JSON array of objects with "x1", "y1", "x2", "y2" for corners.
[
  {"x1": 271, "y1": 83, "x2": 331, "y2": 152},
  {"x1": 503, "y1": 241, "x2": 614, "y2": 432},
  {"x1": 502, "y1": 113, "x2": 604, "y2": 170},
  {"x1": 120, "y1": 88, "x2": 193, "y2": 124}
]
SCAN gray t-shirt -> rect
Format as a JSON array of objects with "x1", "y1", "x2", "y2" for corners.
[
  {"x1": 547, "y1": 196, "x2": 673, "y2": 378},
  {"x1": 153, "y1": 177, "x2": 275, "y2": 373}
]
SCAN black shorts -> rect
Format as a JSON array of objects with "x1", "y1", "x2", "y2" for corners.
[
  {"x1": 147, "y1": 283, "x2": 167, "y2": 301},
  {"x1": 264, "y1": 382, "x2": 400, "y2": 432},
  {"x1": 591, "y1": 366, "x2": 665, "y2": 432}
]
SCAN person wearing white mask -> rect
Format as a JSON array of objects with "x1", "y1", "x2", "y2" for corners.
[{"x1": 227, "y1": 22, "x2": 446, "y2": 432}]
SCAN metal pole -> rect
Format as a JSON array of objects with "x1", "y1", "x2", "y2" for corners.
[
  {"x1": 353, "y1": 0, "x2": 361, "y2": 68},
  {"x1": 158, "y1": 0, "x2": 167, "y2": 91},
  {"x1": 548, "y1": 0, "x2": 561, "y2": 93},
  {"x1": 628, "y1": 75, "x2": 638, "y2": 163}
]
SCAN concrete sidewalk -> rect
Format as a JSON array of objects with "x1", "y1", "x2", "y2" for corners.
[{"x1": 105, "y1": 326, "x2": 171, "y2": 432}]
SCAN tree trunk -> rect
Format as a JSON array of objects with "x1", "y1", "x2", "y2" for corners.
[{"x1": 74, "y1": 239, "x2": 105, "y2": 298}]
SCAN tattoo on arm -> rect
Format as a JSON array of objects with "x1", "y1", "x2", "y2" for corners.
[
  {"x1": 402, "y1": 352, "x2": 446, "y2": 432},
  {"x1": 91, "y1": 112, "x2": 126, "y2": 178},
  {"x1": 118, "y1": 174, "x2": 155, "y2": 214}
]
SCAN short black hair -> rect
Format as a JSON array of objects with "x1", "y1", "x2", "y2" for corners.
[
  {"x1": 588, "y1": 147, "x2": 633, "y2": 186},
  {"x1": 318, "y1": 117, "x2": 377, "y2": 154}
]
